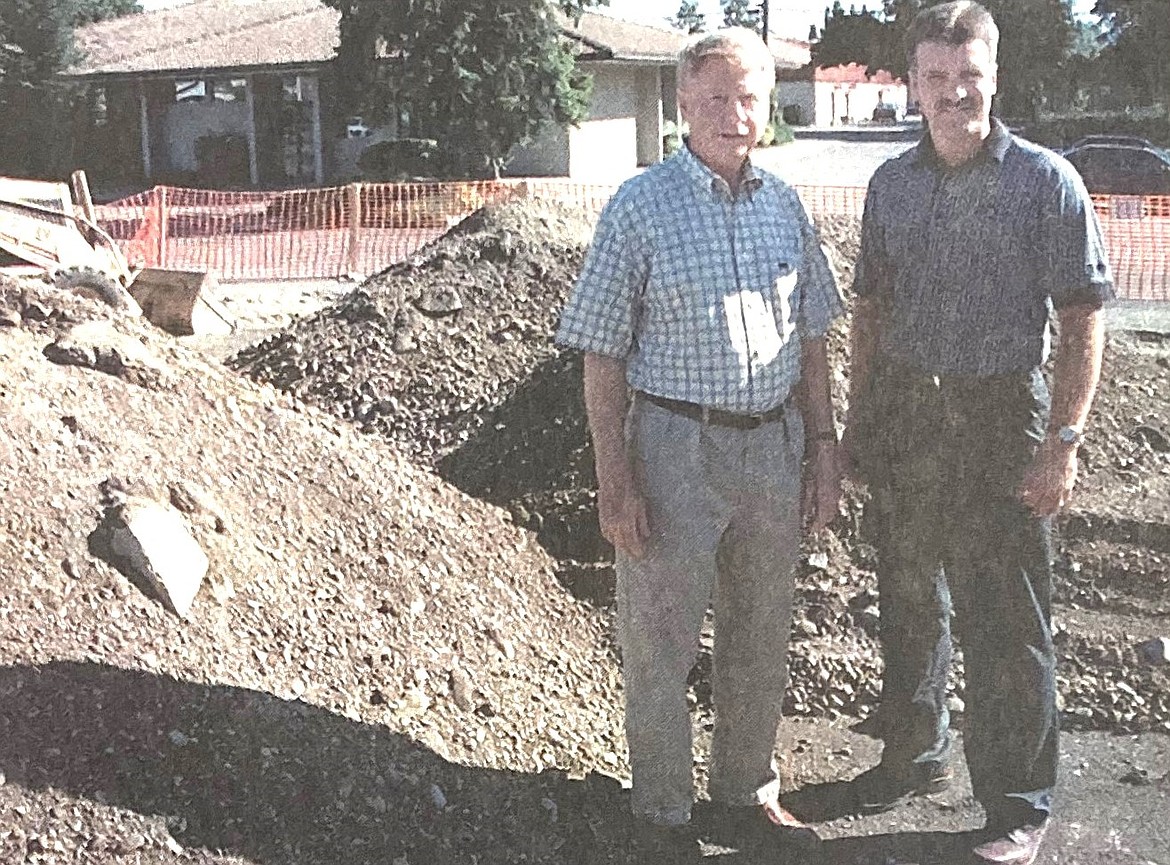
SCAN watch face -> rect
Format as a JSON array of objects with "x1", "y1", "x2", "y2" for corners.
[{"x1": 1059, "y1": 426, "x2": 1081, "y2": 445}]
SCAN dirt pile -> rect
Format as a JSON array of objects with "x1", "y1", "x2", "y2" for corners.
[
  {"x1": 2, "y1": 198, "x2": 1168, "y2": 864},
  {"x1": 233, "y1": 204, "x2": 1170, "y2": 735},
  {"x1": 232, "y1": 204, "x2": 889, "y2": 720},
  {"x1": 232, "y1": 200, "x2": 595, "y2": 460},
  {"x1": 0, "y1": 275, "x2": 630, "y2": 864}
]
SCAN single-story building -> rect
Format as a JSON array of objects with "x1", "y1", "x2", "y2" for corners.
[
  {"x1": 776, "y1": 62, "x2": 907, "y2": 127},
  {"x1": 66, "y1": 1, "x2": 688, "y2": 188},
  {"x1": 67, "y1": 2, "x2": 814, "y2": 191}
]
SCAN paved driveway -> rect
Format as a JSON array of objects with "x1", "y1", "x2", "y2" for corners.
[{"x1": 753, "y1": 131, "x2": 918, "y2": 188}]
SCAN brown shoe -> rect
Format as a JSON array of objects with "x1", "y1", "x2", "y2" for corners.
[
  {"x1": 697, "y1": 800, "x2": 820, "y2": 852},
  {"x1": 971, "y1": 821, "x2": 1049, "y2": 865}
]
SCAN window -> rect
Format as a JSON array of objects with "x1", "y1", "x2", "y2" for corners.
[
  {"x1": 212, "y1": 78, "x2": 248, "y2": 103},
  {"x1": 175, "y1": 79, "x2": 206, "y2": 102}
]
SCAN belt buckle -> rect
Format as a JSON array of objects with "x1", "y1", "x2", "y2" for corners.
[{"x1": 700, "y1": 405, "x2": 712, "y2": 424}]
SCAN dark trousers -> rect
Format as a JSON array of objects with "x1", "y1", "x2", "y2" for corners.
[{"x1": 858, "y1": 358, "x2": 1058, "y2": 829}]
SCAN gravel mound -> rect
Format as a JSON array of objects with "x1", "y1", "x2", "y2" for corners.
[
  {"x1": 232, "y1": 204, "x2": 1170, "y2": 735},
  {"x1": 2, "y1": 197, "x2": 1166, "y2": 864},
  {"x1": 0, "y1": 277, "x2": 628, "y2": 863},
  {"x1": 232, "y1": 200, "x2": 595, "y2": 461}
]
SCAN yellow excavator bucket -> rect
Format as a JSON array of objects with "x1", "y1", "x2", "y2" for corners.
[
  {"x1": 128, "y1": 267, "x2": 234, "y2": 336},
  {"x1": 0, "y1": 171, "x2": 233, "y2": 335}
]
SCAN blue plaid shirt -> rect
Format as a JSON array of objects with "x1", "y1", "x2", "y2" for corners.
[{"x1": 556, "y1": 145, "x2": 843, "y2": 414}]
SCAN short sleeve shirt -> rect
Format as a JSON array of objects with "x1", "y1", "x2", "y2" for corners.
[
  {"x1": 555, "y1": 145, "x2": 843, "y2": 414},
  {"x1": 854, "y1": 120, "x2": 1114, "y2": 376}
]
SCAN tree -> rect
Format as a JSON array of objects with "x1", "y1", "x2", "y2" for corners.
[
  {"x1": 73, "y1": 0, "x2": 140, "y2": 26},
  {"x1": 671, "y1": 0, "x2": 707, "y2": 33},
  {"x1": 327, "y1": 0, "x2": 605, "y2": 179},
  {"x1": 721, "y1": 0, "x2": 762, "y2": 31},
  {"x1": 811, "y1": 0, "x2": 1078, "y2": 118},
  {"x1": 0, "y1": 0, "x2": 140, "y2": 176},
  {"x1": 812, "y1": 2, "x2": 888, "y2": 69},
  {"x1": 1092, "y1": 0, "x2": 1168, "y2": 104}
]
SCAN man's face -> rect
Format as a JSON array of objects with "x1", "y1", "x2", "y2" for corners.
[
  {"x1": 678, "y1": 54, "x2": 773, "y2": 175},
  {"x1": 912, "y1": 38, "x2": 997, "y2": 148}
]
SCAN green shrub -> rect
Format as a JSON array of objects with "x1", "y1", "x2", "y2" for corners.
[
  {"x1": 358, "y1": 138, "x2": 449, "y2": 181},
  {"x1": 760, "y1": 120, "x2": 794, "y2": 147},
  {"x1": 662, "y1": 119, "x2": 685, "y2": 157}
]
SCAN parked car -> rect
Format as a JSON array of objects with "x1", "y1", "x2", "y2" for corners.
[
  {"x1": 871, "y1": 102, "x2": 902, "y2": 123},
  {"x1": 1062, "y1": 134, "x2": 1158, "y2": 155},
  {"x1": 1063, "y1": 144, "x2": 1170, "y2": 196}
]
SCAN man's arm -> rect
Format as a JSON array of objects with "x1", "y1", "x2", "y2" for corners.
[
  {"x1": 840, "y1": 171, "x2": 890, "y2": 482},
  {"x1": 584, "y1": 352, "x2": 649, "y2": 558},
  {"x1": 799, "y1": 336, "x2": 841, "y2": 532},
  {"x1": 841, "y1": 295, "x2": 884, "y2": 480},
  {"x1": 1017, "y1": 304, "x2": 1105, "y2": 515}
]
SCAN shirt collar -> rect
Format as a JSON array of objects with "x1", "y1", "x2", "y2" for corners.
[
  {"x1": 678, "y1": 140, "x2": 765, "y2": 198},
  {"x1": 912, "y1": 117, "x2": 1013, "y2": 170}
]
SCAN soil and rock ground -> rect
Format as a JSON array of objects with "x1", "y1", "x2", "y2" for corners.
[{"x1": 1, "y1": 199, "x2": 1168, "y2": 865}]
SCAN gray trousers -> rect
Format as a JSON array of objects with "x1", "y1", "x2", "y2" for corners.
[{"x1": 617, "y1": 396, "x2": 804, "y2": 826}]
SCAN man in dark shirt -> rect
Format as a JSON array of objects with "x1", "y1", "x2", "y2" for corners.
[{"x1": 843, "y1": 3, "x2": 1113, "y2": 863}]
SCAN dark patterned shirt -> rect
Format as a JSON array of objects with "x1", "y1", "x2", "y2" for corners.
[{"x1": 855, "y1": 120, "x2": 1114, "y2": 376}]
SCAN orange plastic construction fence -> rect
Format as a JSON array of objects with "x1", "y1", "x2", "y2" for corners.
[{"x1": 95, "y1": 180, "x2": 1169, "y2": 301}]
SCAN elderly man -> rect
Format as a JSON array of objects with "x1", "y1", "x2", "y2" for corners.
[
  {"x1": 844, "y1": 3, "x2": 1113, "y2": 864},
  {"x1": 556, "y1": 26, "x2": 842, "y2": 862}
]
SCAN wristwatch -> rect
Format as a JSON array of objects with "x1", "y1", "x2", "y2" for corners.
[{"x1": 1053, "y1": 425, "x2": 1085, "y2": 447}]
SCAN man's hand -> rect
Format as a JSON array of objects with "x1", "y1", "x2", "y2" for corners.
[
  {"x1": 597, "y1": 471, "x2": 651, "y2": 559},
  {"x1": 803, "y1": 440, "x2": 843, "y2": 532},
  {"x1": 583, "y1": 353, "x2": 649, "y2": 557},
  {"x1": 1017, "y1": 439, "x2": 1079, "y2": 516}
]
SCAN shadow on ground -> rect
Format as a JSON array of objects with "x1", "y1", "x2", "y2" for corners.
[
  {"x1": 3, "y1": 662, "x2": 1163, "y2": 864},
  {"x1": 0, "y1": 661, "x2": 633, "y2": 865}
]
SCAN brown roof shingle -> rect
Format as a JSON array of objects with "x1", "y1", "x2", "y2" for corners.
[
  {"x1": 815, "y1": 63, "x2": 903, "y2": 84},
  {"x1": 69, "y1": 2, "x2": 812, "y2": 78},
  {"x1": 564, "y1": 10, "x2": 687, "y2": 63},
  {"x1": 70, "y1": 0, "x2": 338, "y2": 76},
  {"x1": 70, "y1": 1, "x2": 701, "y2": 77}
]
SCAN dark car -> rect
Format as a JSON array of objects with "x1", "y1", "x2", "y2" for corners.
[
  {"x1": 1063, "y1": 144, "x2": 1170, "y2": 196},
  {"x1": 1062, "y1": 134, "x2": 1160, "y2": 155},
  {"x1": 871, "y1": 102, "x2": 902, "y2": 123}
]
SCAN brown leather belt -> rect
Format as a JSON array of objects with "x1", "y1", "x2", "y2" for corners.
[{"x1": 638, "y1": 391, "x2": 788, "y2": 430}]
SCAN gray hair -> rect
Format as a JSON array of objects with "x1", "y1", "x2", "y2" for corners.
[
  {"x1": 905, "y1": 1, "x2": 999, "y2": 69},
  {"x1": 678, "y1": 27, "x2": 776, "y2": 90}
]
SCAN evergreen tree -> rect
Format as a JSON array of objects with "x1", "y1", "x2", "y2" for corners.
[
  {"x1": 672, "y1": 0, "x2": 707, "y2": 33},
  {"x1": 327, "y1": 0, "x2": 602, "y2": 178},
  {"x1": 0, "y1": 0, "x2": 139, "y2": 176},
  {"x1": 812, "y1": 0, "x2": 1079, "y2": 118},
  {"x1": 812, "y1": 3, "x2": 886, "y2": 69},
  {"x1": 721, "y1": 0, "x2": 762, "y2": 31},
  {"x1": 1093, "y1": 0, "x2": 1168, "y2": 104}
]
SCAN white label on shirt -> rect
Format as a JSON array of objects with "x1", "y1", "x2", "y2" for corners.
[
  {"x1": 775, "y1": 268, "x2": 798, "y2": 343},
  {"x1": 723, "y1": 288, "x2": 786, "y2": 384}
]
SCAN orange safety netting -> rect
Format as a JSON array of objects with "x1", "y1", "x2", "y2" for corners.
[{"x1": 95, "y1": 181, "x2": 1170, "y2": 301}]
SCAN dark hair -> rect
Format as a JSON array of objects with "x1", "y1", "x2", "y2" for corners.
[{"x1": 905, "y1": 1, "x2": 999, "y2": 69}]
